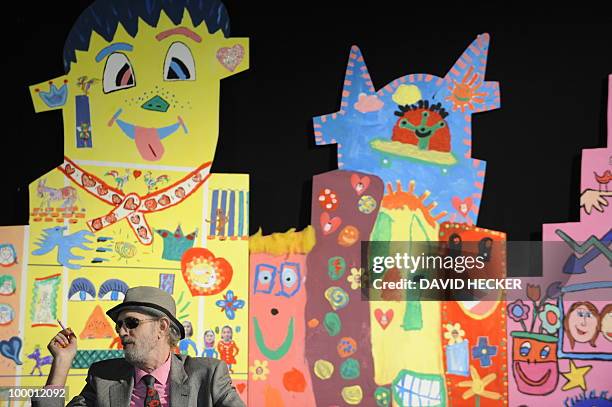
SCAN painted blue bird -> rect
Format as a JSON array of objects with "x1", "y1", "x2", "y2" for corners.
[{"x1": 31, "y1": 226, "x2": 94, "y2": 270}]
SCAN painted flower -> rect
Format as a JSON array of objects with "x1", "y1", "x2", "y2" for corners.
[
  {"x1": 457, "y1": 365, "x2": 501, "y2": 401},
  {"x1": 472, "y1": 336, "x2": 497, "y2": 368},
  {"x1": 527, "y1": 284, "x2": 541, "y2": 302},
  {"x1": 347, "y1": 267, "x2": 362, "y2": 290},
  {"x1": 215, "y1": 290, "x2": 245, "y2": 320},
  {"x1": 250, "y1": 359, "x2": 270, "y2": 381},
  {"x1": 443, "y1": 323, "x2": 466, "y2": 345},
  {"x1": 507, "y1": 299, "x2": 530, "y2": 323},
  {"x1": 538, "y1": 303, "x2": 561, "y2": 334}
]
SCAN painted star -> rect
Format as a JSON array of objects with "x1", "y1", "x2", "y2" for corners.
[{"x1": 561, "y1": 360, "x2": 592, "y2": 391}]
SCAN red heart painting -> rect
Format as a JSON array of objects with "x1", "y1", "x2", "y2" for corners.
[
  {"x1": 97, "y1": 185, "x2": 108, "y2": 196},
  {"x1": 374, "y1": 309, "x2": 393, "y2": 330},
  {"x1": 82, "y1": 174, "x2": 96, "y2": 188},
  {"x1": 181, "y1": 247, "x2": 233, "y2": 296},
  {"x1": 133, "y1": 170, "x2": 142, "y2": 179},
  {"x1": 91, "y1": 218, "x2": 103, "y2": 231},
  {"x1": 123, "y1": 197, "x2": 139, "y2": 210},
  {"x1": 64, "y1": 164, "x2": 75, "y2": 175},
  {"x1": 158, "y1": 195, "x2": 171, "y2": 206},
  {"x1": 320, "y1": 212, "x2": 342, "y2": 235},
  {"x1": 216, "y1": 44, "x2": 244, "y2": 72},
  {"x1": 144, "y1": 199, "x2": 157, "y2": 211},
  {"x1": 350, "y1": 174, "x2": 370, "y2": 195},
  {"x1": 452, "y1": 196, "x2": 473, "y2": 216}
]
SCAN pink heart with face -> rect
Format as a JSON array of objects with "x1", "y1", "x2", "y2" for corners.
[
  {"x1": 320, "y1": 212, "x2": 342, "y2": 235},
  {"x1": 216, "y1": 45, "x2": 244, "y2": 72},
  {"x1": 452, "y1": 196, "x2": 473, "y2": 216},
  {"x1": 350, "y1": 174, "x2": 370, "y2": 195},
  {"x1": 374, "y1": 309, "x2": 393, "y2": 330}
]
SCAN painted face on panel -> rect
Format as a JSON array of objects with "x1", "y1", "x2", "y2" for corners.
[
  {"x1": 251, "y1": 255, "x2": 305, "y2": 360},
  {"x1": 221, "y1": 326, "x2": 233, "y2": 342},
  {"x1": 564, "y1": 302, "x2": 600, "y2": 348},
  {"x1": 511, "y1": 332, "x2": 559, "y2": 396},
  {"x1": 599, "y1": 304, "x2": 612, "y2": 342},
  {"x1": 30, "y1": 7, "x2": 248, "y2": 167}
]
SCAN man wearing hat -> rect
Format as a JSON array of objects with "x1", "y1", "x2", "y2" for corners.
[{"x1": 33, "y1": 286, "x2": 245, "y2": 407}]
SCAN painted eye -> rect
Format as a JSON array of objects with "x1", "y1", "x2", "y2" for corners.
[
  {"x1": 98, "y1": 279, "x2": 129, "y2": 301},
  {"x1": 103, "y1": 53, "x2": 136, "y2": 93},
  {"x1": 540, "y1": 345, "x2": 550, "y2": 359},
  {"x1": 164, "y1": 42, "x2": 195, "y2": 81},
  {"x1": 68, "y1": 278, "x2": 95, "y2": 301},
  {"x1": 519, "y1": 341, "x2": 531, "y2": 357},
  {"x1": 276, "y1": 262, "x2": 301, "y2": 298},
  {"x1": 281, "y1": 267, "x2": 298, "y2": 288},
  {"x1": 258, "y1": 270, "x2": 273, "y2": 284},
  {"x1": 254, "y1": 264, "x2": 276, "y2": 294}
]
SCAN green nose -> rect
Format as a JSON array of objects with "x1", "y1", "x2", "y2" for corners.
[{"x1": 141, "y1": 95, "x2": 169, "y2": 112}]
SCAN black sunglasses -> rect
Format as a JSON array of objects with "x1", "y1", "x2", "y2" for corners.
[{"x1": 115, "y1": 317, "x2": 158, "y2": 332}]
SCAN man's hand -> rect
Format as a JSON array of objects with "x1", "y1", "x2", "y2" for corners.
[
  {"x1": 580, "y1": 189, "x2": 612, "y2": 215},
  {"x1": 45, "y1": 328, "x2": 78, "y2": 386}
]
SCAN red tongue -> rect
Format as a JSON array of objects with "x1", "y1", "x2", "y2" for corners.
[{"x1": 135, "y1": 127, "x2": 164, "y2": 161}]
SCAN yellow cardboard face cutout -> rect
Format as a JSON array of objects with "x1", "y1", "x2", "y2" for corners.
[
  {"x1": 30, "y1": 10, "x2": 248, "y2": 167},
  {"x1": 0, "y1": 2, "x2": 252, "y2": 400}
]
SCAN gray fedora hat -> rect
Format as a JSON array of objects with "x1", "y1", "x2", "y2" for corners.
[{"x1": 106, "y1": 286, "x2": 185, "y2": 339}]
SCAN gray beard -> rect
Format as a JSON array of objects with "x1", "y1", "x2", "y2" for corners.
[{"x1": 123, "y1": 340, "x2": 156, "y2": 368}]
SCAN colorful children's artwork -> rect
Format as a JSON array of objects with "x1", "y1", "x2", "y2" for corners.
[
  {"x1": 305, "y1": 170, "x2": 384, "y2": 406},
  {"x1": 0, "y1": 244, "x2": 18, "y2": 267},
  {"x1": 313, "y1": 34, "x2": 500, "y2": 222},
  {"x1": 439, "y1": 223, "x2": 508, "y2": 406},
  {"x1": 0, "y1": 275, "x2": 17, "y2": 295},
  {"x1": 30, "y1": 274, "x2": 60, "y2": 326},
  {"x1": 249, "y1": 227, "x2": 316, "y2": 406},
  {"x1": 2, "y1": 0, "x2": 609, "y2": 405},
  {"x1": 0, "y1": 0, "x2": 250, "y2": 399},
  {"x1": 507, "y1": 76, "x2": 612, "y2": 406}
]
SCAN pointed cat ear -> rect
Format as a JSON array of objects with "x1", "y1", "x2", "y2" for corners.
[
  {"x1": 29, "y1": 75, "x2": 70, "y2": 113},
  {"x1": 215, "y1": 37, "x2": 249, "y2": 79},
  {"x1": 313, "y1": 45, "x2": 379, "y2": 146},
  {"x1": 438, "y1": 33, "x2": 500, "y2": 113}
]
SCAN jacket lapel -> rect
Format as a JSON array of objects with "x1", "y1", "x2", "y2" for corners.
[
  {"x1": 108, "y1": 365, "x2": 134, "y2": 407},
  {"x1": 170, "y1": 355, "x2": 191, "y2": 406}
]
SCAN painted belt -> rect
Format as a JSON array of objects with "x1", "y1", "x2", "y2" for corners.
[{"x1": 58, "y1": 156, "x2": 211, "y2": 245}]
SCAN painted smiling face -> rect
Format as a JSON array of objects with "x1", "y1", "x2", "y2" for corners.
[
  {"x1": 221, "y1": 326, "x2": 232, "y2": 342},
  {"x1": 564, "y1": 302, "x2": 600, "y2": 348},
  {"x1": 600, "y1": 304, "x2": 612, "y2": 342},
  {"x1": 251, "y1": 257, "x2": 304, "y2": 359},
  {"x1": 204, "y1": 330, "x2": 215, "y2": 345},
  {"x1": 30, "y1": 2, "x2": 249, "y2": 167},
  {"x1": 511, "y1": 332, "x2": 559, "y2": 396}
]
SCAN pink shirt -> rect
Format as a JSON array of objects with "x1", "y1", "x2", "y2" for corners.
[{"x1": 131, "y1": 355, "x2": 172, "y2": 407}]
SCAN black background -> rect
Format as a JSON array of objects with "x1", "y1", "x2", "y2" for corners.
[{"x1": 2, "y1": 2, "x2": 611, "y2": 240}]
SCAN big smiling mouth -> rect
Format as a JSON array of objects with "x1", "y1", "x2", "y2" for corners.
[
  {"x1": 576, "y1": 328, "x2": 587, "y2": 335},
  {"x1": 514, "y1": 361, "x2": 552, "y2": 386}
]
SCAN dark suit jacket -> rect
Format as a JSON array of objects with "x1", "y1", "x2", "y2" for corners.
[{"x1": 32, "y1": 354, "x2": 245, "y2": 407}]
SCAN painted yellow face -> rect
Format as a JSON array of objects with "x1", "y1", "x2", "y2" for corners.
[{"x1": 30, "y1": 10, "x2": 249, "y2": 167}]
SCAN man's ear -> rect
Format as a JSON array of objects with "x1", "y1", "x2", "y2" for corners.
[
  {"x1": 29, "y1": 75, "x2": 70, "y2": 113},
  {"x1": 214, "y1": 37, "x2": 249, "y2": 79}
]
